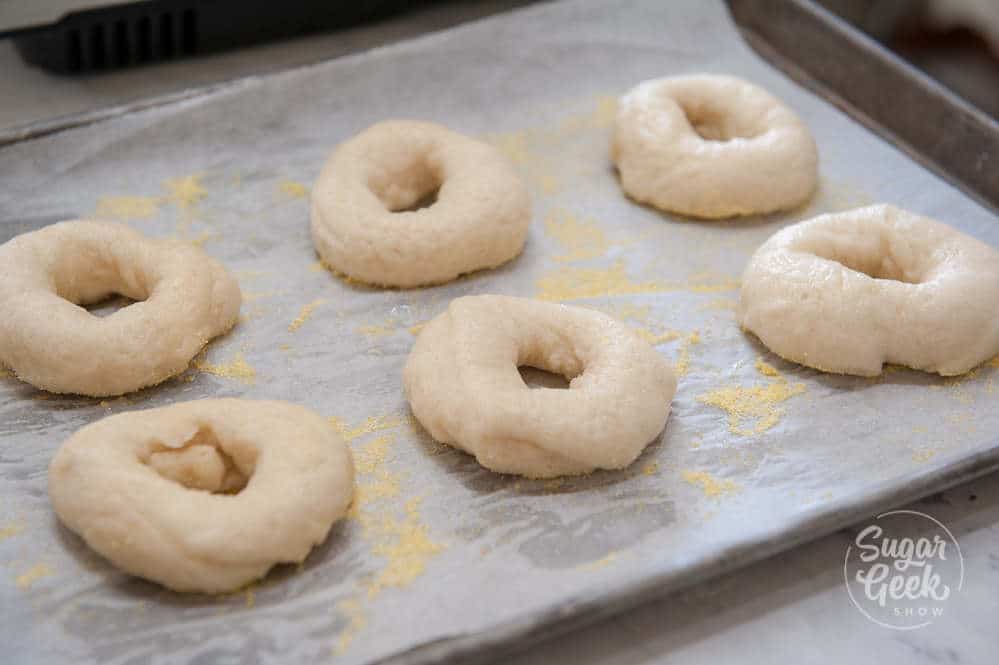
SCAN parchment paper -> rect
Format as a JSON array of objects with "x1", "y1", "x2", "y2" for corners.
[{"x1": 2, "y1": 1, "x2": 998, "y2": 663}]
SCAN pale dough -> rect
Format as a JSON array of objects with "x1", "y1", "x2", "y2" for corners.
[
  {"x1": 613, "y1": 74, "x2": 818, "y2": 218},
  {"x1": 311, "y1": 120, "x2": 531, "y2": 287},
  {"x1": 48, "y1": 399, "x2": 355, "y2": 593},
  {"x1": 739, "y1": 204, "x2": 999, "y2": 376},
  {"x1": 404, "y1": 295, "x2": 677, "y2": 478},
  {"x1": 0, "y1": 220, "x2": 241, "y2": 396}
]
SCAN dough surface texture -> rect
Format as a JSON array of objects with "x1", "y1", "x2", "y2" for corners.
[
  {"x1": 49, "y1": 399, "x2": 355, "y2": 593},
  {"x1": 613, "y1": 74, "x2": 818, "y2": 218},
  {"x1": 739, "y1": 204, "x2": 999, "y2": 376},
  {"x1": 404, "y1": 295, "x2": 677, "y2": 478},
  {"x1": 311, "y1": 120, "x2": 531, "y2": 287},
  {"x1": 0, "y1": 220, "x2": 241, "y2": 396}
]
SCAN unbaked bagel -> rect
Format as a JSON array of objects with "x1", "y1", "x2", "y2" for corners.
[
  {"x1": 0, "y1": 220, "x2": 241, "y2": 396},
  {"x1": 311, "y1": 120, "x2": 531, "y2": 288},
  {"x1": 403, "y1": 295, "x2": 677, "y2": 478},
  {"x1": 612, "y1": 74, "x2": 818, "y2": 218},
  {"x1": 739, "y1": 204, "x2": 999, "y2": 376},
  {"x1": 48, "y1": 399, "x2": 354, "y2": 593}
]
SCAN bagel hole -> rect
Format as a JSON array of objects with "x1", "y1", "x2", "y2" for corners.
[
  {"x1": 680, "y1": 103, "x2": 758, "y2": 142},
  {"x1": 83, "y1": 293, "x2": 142, "y2": 318},
  {"x1": 369, "y1": 157, "x2": 442, "y2": 213},
  {"x1": 518, "y1": 366, "x2": 571, "y2": 390},
  {"x1": 146, "y1": 427, "x2": 251, "y2": 494},
  {"x1": 810, "y1": 247, "x2": 922, "y2": 284}
]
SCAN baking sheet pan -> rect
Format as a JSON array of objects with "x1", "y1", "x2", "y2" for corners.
[{"x1": 2, "y1": 1, "x2": 999, "y2": 664}]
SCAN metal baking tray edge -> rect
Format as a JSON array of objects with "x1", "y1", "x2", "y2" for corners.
[{"x1": 727, "y1": 0, "x2": 999, "y2": 214}]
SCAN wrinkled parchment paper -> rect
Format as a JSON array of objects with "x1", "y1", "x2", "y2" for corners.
[{"x1": 2, "y1": 1, "x2": 999, "y2": 663}]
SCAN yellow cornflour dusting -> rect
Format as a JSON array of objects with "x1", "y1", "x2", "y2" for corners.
[
  {"x1": 278, "y1": 179, "x2": 309, "y2": 199},
  {"x1": 536, "y1": 262, "x2": 740, "y2": 302},
  {"x1": 685, "y1": 271, "x2": 741, "y2": 294},
  {"x1": 163, "y1": 173, "x2": 208, "y2": 239},
  {"x1": 631, "y1": 327, "x2": 682, "y2": 346},
  {"x1": 673, "y1": 332, "x2": 700, "y2": 377},
  {"x1": 194, "y1": 351, "x2": 256, "y2": 384},
  {"x1": 536, "y1": 261, "x2": 667, "y2": 301},
  {"x1": 351, "y1": 434, "x2": 395, "y2": 475},
  {"x1": 681, "y1": 470, "x2": 739, "y2": 497},
  {"x1": 577, "y1": 551, "x2": 619, "y2": 571},
  {"x1": 356, "y1": 323, "x2": 397, "y2": 337},
  {"x1": 15, "y1": 563, "x2": 52, "y2": 589},
  {"x1": 700, "y1": 298, "x2": 738, "y2": 311},
  {"x1": 186, "y1": 231, "x2": 218, "y2": 247},
  {"x1": 593, "y1": 95, "x2": 618, "y2": 128},
  {"x1": 333, "y1": 598, "x2": 369, "y2": 656},
  {"x1": 599, "y1": 303, "x2": 651, "y2": 322},
  {"x1": 163, "y1": 174, "x2": 207, "y2": 211},
  {"x1": 408, "y1": 322, "x2": 428, "y2": 336},
  {"x1": 366, "y1": 497, "x2": 444, "y2": 596},
  {"x1": 242, "y1": 290, "x2": 281, "y2": 303},
  {"x1": 328, "y1": 415, "x2": 405, "y2": 443},
  {"x1": 288, "y1": 299, "x2": 326, "y2": 332},
  {"x1": 912, "y1": 449, "x2": 938, "y2": 463},
  {"x1": 329, "y1": 415, "x2": 445, "y2": 654},
  {"x1": 755, "y1": 357, "x2": 780, "y2": 377},
  {"x1": 485, "y1": 130, "x2": 532, "y2": 166},
  {"x1": 94, "y1": 195, "x2": 161, "y2": 220},
  {"x1": 543, "y1": 209, "x2": 610, "y2": 262},
  {"x1": 642, "y1": 461, "x2": 660, "y2": 476},
  {"x1": 536, "y1": 173, "x2": 560, "y2": 195},
  {"x1": 697, "y1": 373, "x2": 806, "y2": 436},
  {"x1": 0, "y1": 521, "x2": 24, "y2": 542}
]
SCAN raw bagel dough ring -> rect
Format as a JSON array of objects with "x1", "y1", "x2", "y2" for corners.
[
  {"x1": 0, "y1": 220, "x2": 241, "y2": 396},
  {"x1": 404, "y1": 295, "x2": 677, "y2": 478},
  {"x1": 48, "y1": 399, "x2": 355, "y2": 593},
  {"x1": 739, "y1": 204, "x2": 999, "y2": 376},
  {"x1": 311, "y1": 120, "x2": 531, "y2": 288},
  {"x1": 612, "y1": 74, "x2": 818, "y2": 218}
]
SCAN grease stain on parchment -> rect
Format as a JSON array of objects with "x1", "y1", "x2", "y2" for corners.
[{"x1": 696, "y1": 359, "x2": 805, "y2": 436}]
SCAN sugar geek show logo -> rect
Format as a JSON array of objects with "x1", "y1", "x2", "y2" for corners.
[{"x1": 844, "y1": 510, "x2": 963, "y2": 629}]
